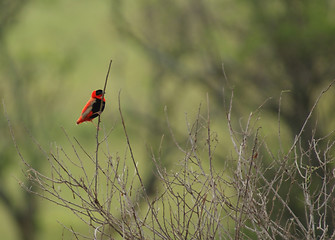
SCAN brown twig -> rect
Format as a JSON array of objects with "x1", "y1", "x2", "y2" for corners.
[{"x1": 95, "y1": 59, "x2": 113, "y2": 198}]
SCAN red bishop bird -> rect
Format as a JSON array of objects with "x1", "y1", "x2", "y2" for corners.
[{"x1": 76, "y1": 89, "x2": 106, "y2": 125}]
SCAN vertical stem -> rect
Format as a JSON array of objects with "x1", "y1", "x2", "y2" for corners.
[{"x1": 95, "y1": 59, "x2": 113, "y2": 198}]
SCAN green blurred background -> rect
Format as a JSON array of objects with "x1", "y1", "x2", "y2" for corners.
[{"x1": 1, "y1": 0, "x2": 335, "y2": 239}]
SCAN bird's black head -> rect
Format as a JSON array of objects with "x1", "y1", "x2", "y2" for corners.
[
  {"x1": 95, "y1": 89, "x2": 103, "y2": 96},
  {"x1": 92, "y1": 89, "x2": 104, "y2": 99}
]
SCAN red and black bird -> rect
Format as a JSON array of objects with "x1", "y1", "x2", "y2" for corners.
[{"x1": 76, "y1": 89, "x2": 106, "y2": 125}]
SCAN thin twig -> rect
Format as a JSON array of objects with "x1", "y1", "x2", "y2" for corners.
[
  {"x1": 118, "y1": 90, "x2": 145, "y2": 239},
  {"x1": 95, "y1": 59, "x2": 113, "y2": 198}
]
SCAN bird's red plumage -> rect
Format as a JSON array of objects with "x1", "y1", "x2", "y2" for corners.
[
  {"x1": 76, "y1": 90, "x2": 106, "y2": 125},
  {"x1": 76, "y1": 98, "x2": 95, "y2": 124}
]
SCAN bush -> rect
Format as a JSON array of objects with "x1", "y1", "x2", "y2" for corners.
[{"x1": 8, "y1": 82, "x2": 335, "y2": 239}]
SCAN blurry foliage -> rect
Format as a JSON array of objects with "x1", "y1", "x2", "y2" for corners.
[
  {"x1": 0, "y1": 0, "x2": 28, "y2": 36},
  {"x1": 244, "y1": 0, "x2": 335, "y2": 135},
  {"x1": 111, "y1": 0, "x2": 335, "y2": 132},
  {"x1": 0, "y1": 1, "x2": 39, "y2": 240}
]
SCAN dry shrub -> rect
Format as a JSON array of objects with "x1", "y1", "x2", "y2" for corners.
[{"x1": 6, "y1": 81, "x2": 335, "y2": 239}]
